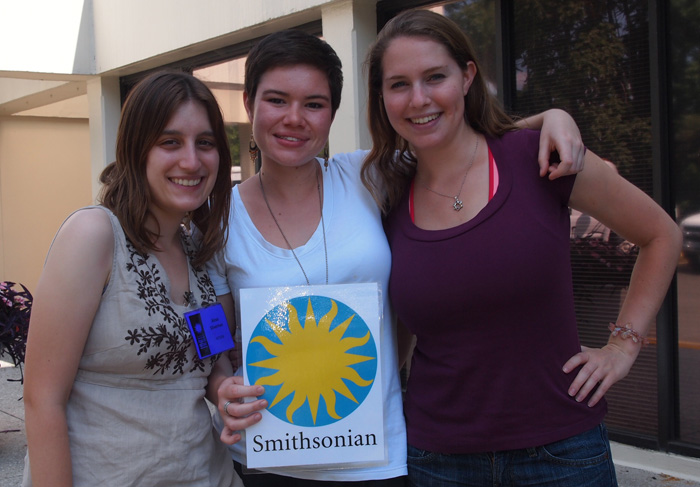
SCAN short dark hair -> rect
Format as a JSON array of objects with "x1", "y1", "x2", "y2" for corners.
[
  {"x1": 244, "y1": 30, "x2": 344, "y2": 117},
  {"x1": 98, "y1": 70, "x2": 231, "y2": 267}
]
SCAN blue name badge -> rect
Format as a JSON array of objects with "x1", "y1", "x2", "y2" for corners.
[{"x1": 184, "y1": 303, "x2": 235, "y2": 359}]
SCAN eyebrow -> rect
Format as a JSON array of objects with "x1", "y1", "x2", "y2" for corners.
[
  {"x1": 384, "y1": 64, "x2": 450, "y2": 81},
  {"x1": 261, "y1": 89, "x2": 330, "y2": 102},
  {"x1": 160, "y1": 129, "x2": 215, "y2": 137}
]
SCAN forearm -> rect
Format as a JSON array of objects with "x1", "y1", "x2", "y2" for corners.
[
  {"x1": 206, "y1": 293, "x2": 237, "y2": 403},
  {"x1": 515, "y1": 111, "x2": 546, "y2": 129},
  {"x1": 562, "y1": 230, "x2": 679, "y2": 407},
  {"x1": 206, "y1": 354, "x2": 233, "y2": 403},
  {"x1": 563, "y1": 155, "x2": 680, "y2": 406},
  {"x1": 24, "y1": 402, "x2": 73, "y2": 486},
  {"x1": 612, "y1": 224, "x2": 681, "y2": 346}
]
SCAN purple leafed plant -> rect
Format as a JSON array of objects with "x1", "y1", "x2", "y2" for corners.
[{"x1": 0, "y1": 281, "x2": 32, "y2": 382}]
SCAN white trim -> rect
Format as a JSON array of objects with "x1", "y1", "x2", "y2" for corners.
[
  {"x1": 87, "y1": 76, "x2": 120, "y2": 202},
  {"x1": 612, "y1": 441, "x2": 700, "y2": 483},
  {"x1": 323, "y1": 0, "x2": 377, "y2": 154}
]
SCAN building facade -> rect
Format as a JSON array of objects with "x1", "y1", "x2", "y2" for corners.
[{"x1": 1, "y1": 0, "x2": 699, "y2": 465}]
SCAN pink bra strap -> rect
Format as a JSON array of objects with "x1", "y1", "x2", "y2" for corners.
[{"x1": 409, "y1": 149, "x2": 499, "y2": 223}]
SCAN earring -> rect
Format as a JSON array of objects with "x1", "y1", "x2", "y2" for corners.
[
  {"x1": 249, "y1": 135, "x2": 260, "y2": 164},
  {"x1": 182, "y1": 211, "x2": 192, "y2": 232},
  {"x1": 323, "y1": 145, "x2": 329, "y2": 171}
]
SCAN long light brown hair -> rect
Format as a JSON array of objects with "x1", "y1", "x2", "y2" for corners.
[
  {"x1": 98, "y1": 70, "x2": 231, "y2": 267},
  {"x1": 361, "y1": 9, "x2": 518, "y2": 214}
]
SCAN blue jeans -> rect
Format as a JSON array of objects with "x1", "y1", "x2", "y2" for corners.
[{"x1": 407, "y1": 423, "x2": 617, "y2": 487}]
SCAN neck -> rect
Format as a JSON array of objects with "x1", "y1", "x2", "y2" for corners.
[
  {"x1": 256, "y1": 155, "x2": 325, "y2": 257},
  {"x1": 414, "y1": 127, "x2": 480, "y2": 182},
  {"x1": 259, "y1": 158, "x2": 320, "y2": 202},
  {"x1": 145, "y1": 212, "x2": 184, "y2": 253}
]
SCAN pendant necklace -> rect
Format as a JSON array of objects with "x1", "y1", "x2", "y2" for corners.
[
  {"x1": 259, "y1": 167, "x2": 329, "y2": 285},
  {"x1": 421, "y1": 135, "x2": 480, "y2": 211}
]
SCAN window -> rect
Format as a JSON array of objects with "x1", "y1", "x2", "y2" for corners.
[
  {"x1": 512, "y1": 0, "x2": 661, "y2": 441},
  {"x1": 669, "y1": 0, "x2": 700, "y2": 446},
  {"x1": 193, "y1": 59, "x2": 248, "y2": 185}
]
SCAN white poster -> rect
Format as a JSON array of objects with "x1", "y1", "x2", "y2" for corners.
[{"x1": 239, "y1": 283, "x2": 385, "y2": 470}]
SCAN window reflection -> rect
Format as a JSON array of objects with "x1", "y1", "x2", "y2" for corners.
[
  {"x1": 670, "y1": 0, "x2": 700, "y2": 444},
  {"x1": 677, "y1": 215, "x2": 700, "y2": 443},
  {"x1": 511, "y1": 0, "x2": 660, "y2": 438},
  {"x1": 194, "y1": 59, "x2": 250, "y2": 185}
]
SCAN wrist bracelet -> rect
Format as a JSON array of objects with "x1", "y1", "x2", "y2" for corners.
[{"x1": 608, "y1": 322, "x2": 648, "y2": 345}]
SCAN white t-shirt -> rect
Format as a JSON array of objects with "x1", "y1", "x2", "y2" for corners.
[{"x1": 208, "y1": 150, "x2": 407, "y2": 481}]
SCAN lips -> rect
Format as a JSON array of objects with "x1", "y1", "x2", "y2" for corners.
[
  {"x1": 275, "y1": 134, "x2": 307, "y2": 142},
  {"x1": 170, "y1": 178, "x2": 202, "y2": 187},
  {"x1": 410, "y1": 113, "x2": 441, "y2": 124}
]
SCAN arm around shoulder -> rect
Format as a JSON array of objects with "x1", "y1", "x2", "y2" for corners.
[
  {"x1": 517, "y1": 109, "x2": 586, "y2": 178},
  {"x1": 23, "y1": 208, "x2": 114, "y2": 486}
]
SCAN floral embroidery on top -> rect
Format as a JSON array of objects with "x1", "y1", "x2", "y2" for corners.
[{"x1": 123, "y1": 229, "x2": 217, "y2": 375}]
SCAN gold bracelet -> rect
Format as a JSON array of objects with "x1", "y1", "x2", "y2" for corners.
[{"x1": 608, "y1": 323, "x2": 648, "y2": 345}]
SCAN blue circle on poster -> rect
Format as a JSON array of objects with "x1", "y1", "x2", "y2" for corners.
[{"x1": 246, "y1": 295, "x2": 377, "y2": 427}]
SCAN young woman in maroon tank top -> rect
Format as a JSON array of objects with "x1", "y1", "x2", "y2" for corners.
[{"x1": 362, "y1": 9, "x2": 681, "y2": 487}]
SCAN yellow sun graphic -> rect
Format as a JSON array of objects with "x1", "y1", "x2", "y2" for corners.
[{"x1": 247, "y1": 297, "x2": 377, "y2": 426}]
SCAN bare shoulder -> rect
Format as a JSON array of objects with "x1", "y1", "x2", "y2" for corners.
[
  {"x1": 46, "y1": 207, "x2": 114, "y2": 277},
  {"x1": 55, "y1": 207, "x2": 113, "y2": 246},
  {"x1": 60, "y1": 206, "x2": 112, "y2": 235}
]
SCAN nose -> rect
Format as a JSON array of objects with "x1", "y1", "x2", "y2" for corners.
[
  {"x1": 179, "y1": 142, "x2": 201, "y2": 170},
  {"x1": 283, "y1": 103, "x2": 304, "y2": 126},
  {"x1": 409, "y1": 84, "x2": 429, "y2": 108}
]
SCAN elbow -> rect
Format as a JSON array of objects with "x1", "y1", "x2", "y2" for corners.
[
  {"x1": 648, "y1": 218, "x2": 683, "y2": 268},
  {"x1": 667, "y1": 222, "x2": 683, "y2": 258},
  {"x1": 636, "y1": 216, "x2": 683, "y2": 269},
  {"x1": 672, "y1": 223, "x2": 683, "y2": 255},
  {"x1": 23, "y1": 392, "x2": 68, "y2": 430}
]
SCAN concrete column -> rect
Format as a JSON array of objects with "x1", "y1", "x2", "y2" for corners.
[
  {"x1": 321, "y1": 0, "x2": 377, "y2": 154},
  {"x1": 86, "y1": 76, "x2": 120, "y2": 202}
]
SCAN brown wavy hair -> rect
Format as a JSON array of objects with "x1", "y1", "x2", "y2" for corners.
[
  {"x1": 361, "y1": 9, "x2": 518, "y2": 214},
  {"x1": 98, "y1": 70, "x2": 231, "y2": 267}
]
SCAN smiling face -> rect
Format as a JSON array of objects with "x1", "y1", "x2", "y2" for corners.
[
  {"x1": 145, "y1": 100, "x2": 219, "y2": 223},
  {"x1": 380, "y1": 36, "x2": 475, "y2": 155},
  {"x1": 244, "y1": 64, "x2": 333, "y2": 170}
]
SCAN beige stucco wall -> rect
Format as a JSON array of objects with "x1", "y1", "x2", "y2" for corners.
[
  {"x1": 0, "y1": 0, "x2": 335, "y2": 76},
  {"x1": 0, "y1": 116, "x2": 91, "y2": 292},
  {"x1": 0, "y1": 0, "x2": 376, "y2": 292}
]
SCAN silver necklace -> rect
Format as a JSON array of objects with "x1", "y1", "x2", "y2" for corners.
[
  {"x1": 259, "y1": 167, "x2": 329, "y2": 285},
  {"x1": 421, "y1": 136, "x2": 480, "y2": 211}
]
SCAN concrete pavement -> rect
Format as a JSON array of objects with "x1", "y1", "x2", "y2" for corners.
[
  {"x1": 0, "y1": 362, "x2": 26, "y2": 486},
  {"x1": 2, "y1": 361, "x2": 700, "y2": 486}
]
